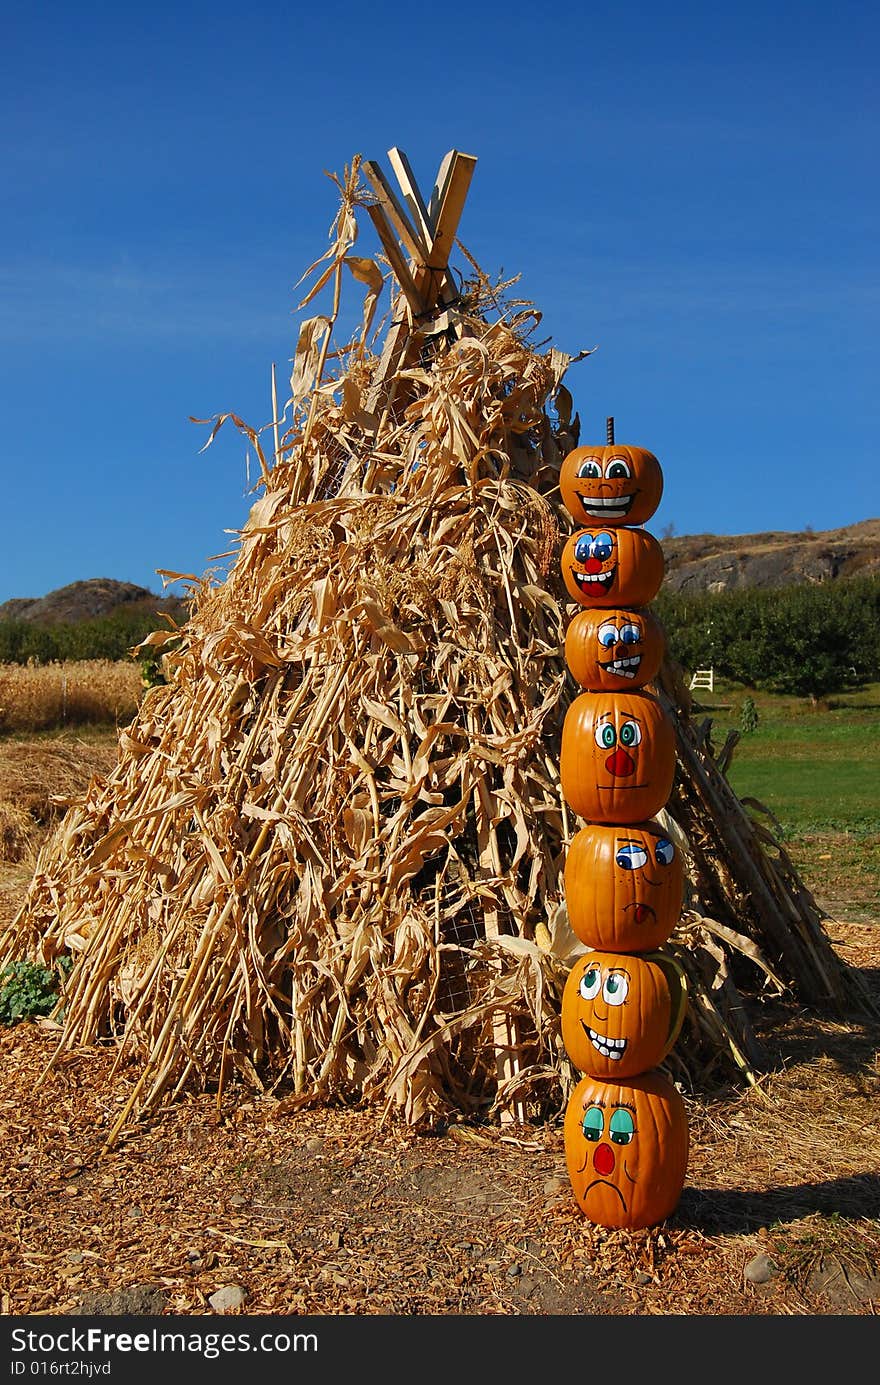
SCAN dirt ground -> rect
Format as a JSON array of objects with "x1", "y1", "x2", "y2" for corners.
[{"x1": 1, "y1": 902, "x2": 878, "y2": 1322}]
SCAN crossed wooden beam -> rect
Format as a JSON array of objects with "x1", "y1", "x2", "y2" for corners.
[{"x1": 362, "y1": 147, "x2": 477, "y2": 415}]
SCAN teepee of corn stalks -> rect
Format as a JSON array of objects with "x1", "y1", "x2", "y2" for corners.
[{"x1": 1, "y1": 150, "x2": 872, "y2": 1148}]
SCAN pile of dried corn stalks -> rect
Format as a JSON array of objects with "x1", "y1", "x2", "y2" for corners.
[{"x1": 0, "y1": 159, "x2": 870, "y2": 1144}]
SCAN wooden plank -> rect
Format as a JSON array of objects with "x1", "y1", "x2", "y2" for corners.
[
  {"x1": 362, "y1": 159, "x2": 430, "y2": 265},
  {"x1": 387, "y1": 147, "x2": 436, "y2": 246},
  {"x1": 427, "y1": 150, "x2": 456, "y2": 228},
  {"x1": 363, "y1": 311, "x2": 410, "y2": 415},
  {"x1": 364, "y1": 204, "x2": 424, "y2": 318},
  {"x1": 429, "y1": 152, "x2": 477, "y2": 276}
]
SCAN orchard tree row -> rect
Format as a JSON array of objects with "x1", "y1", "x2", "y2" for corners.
[{"x1": 654, "y1": 574, "x2": 880, "y2": 701}]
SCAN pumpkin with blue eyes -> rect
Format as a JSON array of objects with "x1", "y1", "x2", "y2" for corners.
[
  {"x1": 563, "y1": 1068, "x2": 689, "y2": 1229},
  {"x1": 565, "y1": 605, "x2": 666, "y2": 692},
  {"x1": 560, "y1": 445, "x2": 664, "y2": 528},
  {"x1": 561, "y1": 949, "x2": 687, "y2": 1079},
  {"x1": 561, "y1": 526, "x2": 665, "y2": 609},
  {"x1": 564, "y1": 820, "x2": 685, "y2": 951},
  {"x1": 560, "y1": 690, "x2": 676, "y2": 825}
]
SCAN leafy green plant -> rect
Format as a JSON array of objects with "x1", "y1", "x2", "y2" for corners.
[
  {"x1": 0, "y1": 957, "x2": 71, "y2": 1025},
  {"x1": 739, "y1": 695, "x2": 759, "y2": 734}
]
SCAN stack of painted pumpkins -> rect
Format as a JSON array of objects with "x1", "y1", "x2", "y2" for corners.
[{"x1": 557, "y1": 436, "x2": 690, "y2": 1231}]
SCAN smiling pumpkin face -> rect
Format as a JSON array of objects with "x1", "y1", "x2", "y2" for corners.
[
  {"x1": 565, "y1": 606, "x2": 666, "y2": 692},
  {"x1": 561, "y1": 527, "x2": 665, "y2": 609},
  {"x1": 564, "y1": 1070, "x2": 689, "y2": 1230},
  {"x1": 564, "y1": 820, "x2": 685, "y2": 951},
  {"x1": 560, "y1": 445, "x2": 664, "y2": 528},
  {"x1": 561, "y1": 950, "x2": 687, "y2": 1080},
  {"x1": 560, "y1": 690, "x2": 676, "y2": 824}
]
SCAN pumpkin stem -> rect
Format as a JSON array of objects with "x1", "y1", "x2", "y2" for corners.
[{"x1": 606, "y1": 415, "x2": 615, "y2": 444}]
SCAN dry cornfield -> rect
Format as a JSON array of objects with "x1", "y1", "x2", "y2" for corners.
[{"x1": 0, "y1": 660, "x2": 142, "y2": 735}]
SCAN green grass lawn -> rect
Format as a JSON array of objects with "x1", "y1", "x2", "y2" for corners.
[
  {"x1": 692, "y1": 680, "x2": 880, "y2": 837},
  {"x1": 689, "y1": 680, "x2": 880, "y2": 922}
]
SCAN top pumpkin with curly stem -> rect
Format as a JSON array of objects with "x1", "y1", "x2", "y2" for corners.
[{"x1": 560, "y1": 445, "x2": 664, "y2": 528}]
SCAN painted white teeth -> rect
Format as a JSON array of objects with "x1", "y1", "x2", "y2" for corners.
[
  {"x1": 583, "y1": 494, "x2": 634, "y2": 509},
  {"x1": 588, "y1": 1028, "x2": 626, "y2": 1054}
]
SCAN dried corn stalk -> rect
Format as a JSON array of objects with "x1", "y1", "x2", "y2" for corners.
[{"x1": 0, "y1": 158, "x2": 869, "y2": 1144}]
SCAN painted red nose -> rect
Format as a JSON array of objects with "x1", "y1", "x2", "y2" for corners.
[
  {"x1": 593, "y1": 1142, "x2": 615, "y2": 1177},
  {"x1": 583, "y1": 557, "x2": 603, "y2": 573},
  {"x1": 605, "y1": 747, "x2": 635, "y2": 776}
]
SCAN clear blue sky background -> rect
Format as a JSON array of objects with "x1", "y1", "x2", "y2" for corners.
[{"x1": 2, "y1": 0, "x2": 877, "y2": 605}]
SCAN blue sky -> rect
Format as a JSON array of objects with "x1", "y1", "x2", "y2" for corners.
[{"x1": 1, "y1": 1, "x2": 877, "y2": 605}]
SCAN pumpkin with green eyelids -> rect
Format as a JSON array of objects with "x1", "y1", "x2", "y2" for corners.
[{"x1": 564, "y1": 1069, "x2": 689, "y2": 1230}]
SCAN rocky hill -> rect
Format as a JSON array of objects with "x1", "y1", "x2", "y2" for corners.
[
  {"x1": 0, "y1": 578, "x2": 189, "y2": 626},
  {"x1": 660, "y1": 518, "x2": 880, "y2": 594}
]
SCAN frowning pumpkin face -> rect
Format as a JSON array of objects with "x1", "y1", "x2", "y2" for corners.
[
  {"x1": 561, "y1": 949, "x2": 687, "y2": 1079},
  {"x1": 564, "y1": 820, "x2": 685, "y2": 951},
  {"x1": 565, "y1": 606, "x2": 666, "y2": 692},
  {"x1": 564, "y1": 1070, "x2": 689, "y2": 1230},
  {"x1": 560, "y1": 690, "x2": 676, "y2": 824},
  {"x1": 561, "y1": 527, "x2": 665, "y2": 609},
  {"x1": 560, "y1": 445, "x2": 664, "y2": 528}
]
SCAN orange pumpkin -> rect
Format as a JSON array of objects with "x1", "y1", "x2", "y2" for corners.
[
  {"x1": 560, "y1": 527, "x2": 664, "y2": 609},
  {"x1": 560, "y1": 445, "x2": 664, "y2": 528},
  {"x1": 565, "y1": 606, "x2": 666, "y2": 692},
  {"x1": 564, "y1": 1069, "x2": 689, "y2": 1229},
  {"x1": 560, "y1": 690, "x2": 676, "y2": 824},
  {"x1": 561, "y1": 949, "x2": 687, "y2": 1079},
  {"x1": 564, "y1": 820, "x2": 685, "y2": 951}
]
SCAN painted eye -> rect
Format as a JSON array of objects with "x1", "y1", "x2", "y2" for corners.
[
  {"x1": 574, "y1": 534, "x2": 593, "y2": 563},
  {"x1": 620, "y1": 623, "x2": 641, "y2": 645},
  {"x1": 609, "y1": 1108, "x2": 635, "y2": 1145},
  {"x1": 582, "y1": 1106, "x2": 604, "y2": 1142},
  {"x1": 616, "y1": 844, "x2": 648, "y2": 870},
  {"x1": 577, "y1": 458, "x2": 602, "y2": 479},
  {"x1": 592, "y1": 532, "x2": 614, "y2": 561},
  {"x1": 655, "y1": 837, "x2": 675, "y2": 866},
  {"x1": 602, "y1": 972, "x2": 629, "y2": 1006},
  {"x1": 597, "y1": 622, "x2": 619, "y2": 648},
  {"x1": 618, "y1": 720, "x2": 642, "y2": 747},
  {"x1": 578, "y1": 965, "x2": 603, "y2": 1001},
  {"x1": 595, "y1": 722, "x2": 617, "y2": 749},
  {"x1": 605, "y1": 458, "x2": 632, "y2": 480}
]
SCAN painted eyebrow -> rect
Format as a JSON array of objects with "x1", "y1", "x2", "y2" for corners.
[
  {"x1": 616, "y1": 840, "x2": 647, "y2": 848},
  {"x1": 612, "y1": 1102, "x2": 637, "y2": 1114}
]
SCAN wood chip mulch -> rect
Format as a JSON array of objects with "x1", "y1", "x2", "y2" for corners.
[{"x1": 2, "y1": 968, "x2": 878, "y2": 1319}]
